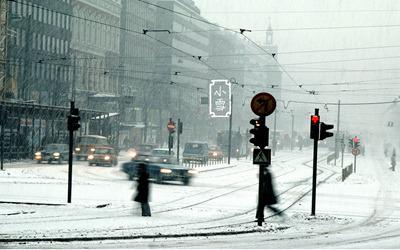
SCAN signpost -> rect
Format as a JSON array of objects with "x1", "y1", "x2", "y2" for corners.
[
  {"x1": 249, "y1": 92, "x2": 276, "y2": 226},
  {"x1": 167, "y1": 118, "x2": 176, "y2": 155},
  {"x1": 209, "y1": 79, "x2": 233, "y2": 163},
  {"x1": 352, "y1": 147, "x2": 360, "y2": 173}
]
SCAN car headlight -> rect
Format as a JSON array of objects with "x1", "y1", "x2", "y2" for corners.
[
  {"x1": 163, "y1": 158, "x2": 168, "y2": 162},
  {"x1": 188, "y1": 169, "x2": 197, "y2": 175},
  {"x1": 236, "y1": 149, "x2": 239, "y2": 152},
  {"x1": 90, "y1": 148, "x2": 96, "y2": 152},
  {"x1": 160, "y1": 168, "x2": 172, "y2": 174},
  {"x1": 35, "y1": 152, "x2": 41, "y2": 156},
  {"x1": 104, "y1": 155, "x2": 110, "y2": 161},
  {"x1": 212, "y1": 152, "x2": 218, "y2": 157},
  {"x1": 53, "y1": 152, "x2": 60, "y2": 157},
  {"x1": 129, "y1": 151, "x2": 137, "y2": 158},
  {"x1": 75, "y1": 147, "x2": 81, "y2": 152},
  {"x1": 88, "y1": 155, "x2": 94, "y2": 160}
]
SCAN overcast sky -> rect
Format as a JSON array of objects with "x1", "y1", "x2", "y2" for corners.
[{"x1": 194, "y1": 0, "x2": 400, "y2": 134}]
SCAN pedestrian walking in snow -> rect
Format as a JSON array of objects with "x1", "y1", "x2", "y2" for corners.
[
  {"x1": 133, "y1": 163, "x2": 151, "y2": 216},
  {"x1": 391, "y1": 149, "x2": 396, "y2": 171},
  {"x1": 263, "y1": 168, "x2": 284, "y2": 216}
]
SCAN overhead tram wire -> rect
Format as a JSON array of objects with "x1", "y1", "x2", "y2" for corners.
[{"x1": 171, "y1": 23, "x2": 400, "y2": 34}]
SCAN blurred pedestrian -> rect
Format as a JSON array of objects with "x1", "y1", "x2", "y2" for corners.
[
  {"x1": 391, "y1": 149, "x2": 396, "y2": 171},
  {"x1": 263, "y1": 168, "x2": 284, "y2": 217},
  {"x1": 133, "y1": 163, "x2": 151, "y2": 216}
]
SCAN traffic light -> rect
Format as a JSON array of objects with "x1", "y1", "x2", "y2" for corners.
[
  {"x1": 319, "y1": 122, "x2": 334, "y2": 140},
  {"x1": 249, "y1": 118, "x2": 268, "y2": 148},
  {"x1": 310, "y1": 115, "x2": 320, "y2": 139},
  {"x1": 178, "y1": 120, "x2": 183, "y2": 134},
  {"x1": 68, "y1": 108, "x2": 80, "y2": 131},
  {"x1": 353, "y1": 136, "x2": 360, "y2": 148}
]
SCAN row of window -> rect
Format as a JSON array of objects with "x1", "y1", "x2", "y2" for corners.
[
  {"x1": 11, "y1": 28, "x2": 69, "y2": 55},
  {"x1": 11, "y1": 1, "x2": 71, "y2": 30}
]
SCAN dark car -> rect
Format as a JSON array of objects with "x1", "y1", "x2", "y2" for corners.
[
  {"x1": 121, "y1": 159, "x2": 196, "y2": 185},
  {"x1": 149, "y1": 148, "x2": 177, "y2": 164},
  {"x1": 128, "y1": 144, "x2": 157, "y2": 161},
  {"x1": 35, "y1": 144, "x2": 69, "y2": 164},
  {"x1": 87, "y1": 147, "x2": 118, "y2": 167},
  {"x1": 182, "y1": 142, "x2": 209, "y2": 164},
  {"x1": 208, "y1": 145, "x2": 224, "y2": 161}
]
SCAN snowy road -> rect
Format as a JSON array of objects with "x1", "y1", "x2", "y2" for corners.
[{"x1": 1, "y1": 148, "x2": 400, "y2": 248}]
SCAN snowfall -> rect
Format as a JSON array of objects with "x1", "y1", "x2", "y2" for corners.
[{"x1": 0, "y1": 142, "x2": 399, "y2": 249}]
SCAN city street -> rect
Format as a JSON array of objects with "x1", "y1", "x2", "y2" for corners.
[{"x1": 1, "y1": 147, "x2": 400, "y2": 248}]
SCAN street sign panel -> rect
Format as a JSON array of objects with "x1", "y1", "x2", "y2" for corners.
[
  {"x1": 209, "y1": 80, "x2": 231, "y2": 117},
  {"x1": 352, "y1": 148, "x2": 360, "y2": 156},
  {"x1": 253, "y1": 148, "x2": 271, "y2": 165},
  {"x1": 250, "y1": 92, "x2": 276, "y2": 117}
]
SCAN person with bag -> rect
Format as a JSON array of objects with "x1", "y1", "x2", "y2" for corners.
[{"x1": 133, "y1": 163, "x2": 151, "y2": 216}]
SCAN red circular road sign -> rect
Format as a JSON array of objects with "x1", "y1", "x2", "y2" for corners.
[
  {"x1": 167, "y1": 121, "x2": 175, "y2": 132},
  {"x1": 352, "y1": 148, "x2": 360, "y2": 156},
  {"x1": 250, "y1": 92, "x2": 277, "y2": 117}
]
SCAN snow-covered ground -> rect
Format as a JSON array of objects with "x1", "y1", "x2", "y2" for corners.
[{"x1": 1, "y1": 147, "x2": 400, "y2": 248}]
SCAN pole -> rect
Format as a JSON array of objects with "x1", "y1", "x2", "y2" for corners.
[
  {"x1": 67, "y1": 101, "x2": 74, "y2": 203},
  {"x1": 228, "y1": 94, "x2": 233, "y2": 164},
  {"x1": 272, "y1": 109, "x2": 277, "y2": 156},
  {"x1": 256, "y1": 115, "x2": 267, "y2": 226},
  {"x1": 334, "y1": 100, "x2": 341, "y2": 166},
  {"x1": 168, "y1": 132, "x2": 172, "y2": 155},
  {"x1": 290, "y1": 112, "x2": 294, "y2": 151},
  {"x1": 0, "y1": 105, "x2": 4, "y2": 170},
  {"x1": 311, "y1": 108, "x2": 319, "y2": 216},
  {"x1": 177, "y1": 118, "x2": 180, "y2": 163},
  {"x1": 354, "y1": 155, "x2": 357, "y2": 173},
  {"x1": 341, "y1": 134, "x2": 345, "y2": 170}
]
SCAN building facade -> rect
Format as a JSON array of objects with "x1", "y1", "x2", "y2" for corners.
[
  {"x1": 71, "y1": 0, "x2": 121, "y2": 111},
  {"x1": 6, "y1": 0, "x2": 72, "y2": 105}
]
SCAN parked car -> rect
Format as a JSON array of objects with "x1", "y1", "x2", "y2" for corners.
[
  {"x1": 87, "y1": 146, "x2": 118, "y2": 167},
  {"x1": 34, "y1": 144, "x2": 69, "y2": 164},
  {"x1": 208, "y1": 145, "x2": 224, "y2": 161},
  {"x1": 182, "y1": 142, "x2": 209, "y2": 164},
  {"x1": 74, "y1": 135, "x2": 109, "y2": 161},
  {"x1": 128, "y1": 144, "x2": 157, "y2": 161}
]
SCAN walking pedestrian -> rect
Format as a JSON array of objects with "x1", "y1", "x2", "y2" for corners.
[
  {"x1": 133, "y1": 163, "x2": 151, "y2": 216},
  {"x1": 263, "y1": 167, "x2": 284, "y2": 216},
  {"x1": 391, "y1": 149, "x2": 396, "y2": 171}
]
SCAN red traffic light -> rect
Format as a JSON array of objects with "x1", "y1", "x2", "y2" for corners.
[
  {"x1": 353, "y1": 136, "x2": 360, "y2": 143},
  {"x1": 311, "y1": 115, "x2": 319, "y2": 124}
]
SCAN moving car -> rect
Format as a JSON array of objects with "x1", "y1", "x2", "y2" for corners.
[
  {"x1": 182, "y1": 142, "x2": 209, "y2": 164},
  {"x1": 150, "y1": 148, "x2": 177, "y2": 164},
  {"x1": 121, "y1": 148, "x2": 196, "y2": 185},
  {"x1": 128, "y1": 144, "x2": 157, "y2": 161},
  {"x1": 208, "y1": 145, "x2": 224, "y2": 161},
  {"x1": 87, "y1": 146, "x2": 118, "y2": 167},
  {"x1": 74, "y1": 135, "x2": 109, "y2": 161},
  {"x1": 35, "y1": 144, "x2": 69, "y2": 164}
]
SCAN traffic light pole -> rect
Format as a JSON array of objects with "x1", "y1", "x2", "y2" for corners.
[
  {"x1": 311, "y1": 108, "x2": 319, "y2": 216},
  {"x1": 177, "y1": 119, "x2": 181, "y2": 163},
  {"x1": 354, "y1": 155, "x2": 357, "y2": 173},
  {"x1": 67, "y1": 101, "x2": 74, "y2": 203},
  {"x1": 227, "y1": 94, "x2": 233, "y2": 164},
  {"x1": 256, "y1": 116, "x2": 266, "y2": 226}
]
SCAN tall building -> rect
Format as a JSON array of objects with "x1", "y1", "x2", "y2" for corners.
[
  {"x1": 154, "y1": 0, "x2": 211, "y2": 144},
  {"x1": 118, "y1": 0, "x2": 158, "y2": 146},
  {"x1": 6, "y1": 0, "x2": 72, "y2": 105},
  {"x1": 0, "y1": 0, "x2": 7, "y2": 100},
  {"x1": 71, "y1": 0, "x2": 121, "y2": 111}
]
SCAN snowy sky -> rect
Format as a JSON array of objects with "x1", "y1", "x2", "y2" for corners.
[{"x1": 194, "y1": 0, "x2": 400, "y2": 135}]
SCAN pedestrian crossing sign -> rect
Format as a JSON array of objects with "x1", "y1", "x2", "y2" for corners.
[{"x1": 253, "y1": 148, "x2": 271, "y2": 165}]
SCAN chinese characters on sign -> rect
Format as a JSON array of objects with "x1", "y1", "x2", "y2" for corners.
[{"x1": 209, "y1": 80, "x2": 231, "y2": 117}]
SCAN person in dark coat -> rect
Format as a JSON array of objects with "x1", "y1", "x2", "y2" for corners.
[
  {"x1": 391, "y1": 149, "x2": 396, "y2": 171},
  {"x1": 263, "y1": 168, "x2": 284, "y2": 216},
  {"x1": 134, "y1": 163, "x2": 151, "y2": 216}
]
